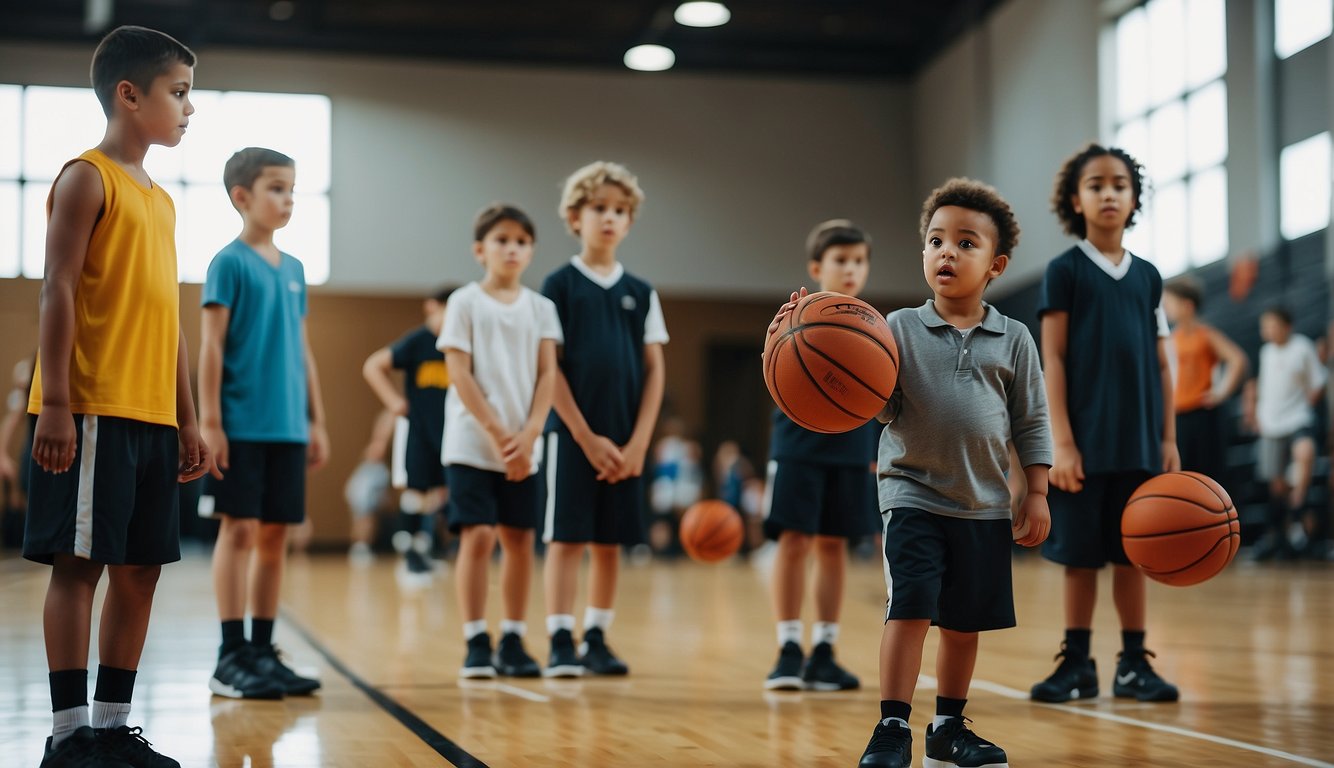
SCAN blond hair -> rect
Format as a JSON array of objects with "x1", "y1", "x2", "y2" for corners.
[{"x1": 559, "y1": 161, "x2": 646, "y2": 235}]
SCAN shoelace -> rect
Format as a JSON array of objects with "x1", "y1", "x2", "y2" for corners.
[
  {"x1": 868, "y1": 722, "x2": 911, "y2": 751},
  {"x1": 103, "y1": 726, "x2": 157, "y2": 755}
]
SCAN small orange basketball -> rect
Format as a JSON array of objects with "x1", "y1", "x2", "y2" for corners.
[
  {"x1": 763, "y1": 292, "x2": 898, "y2": 434},
  {"x1": 1122, "y1": 471, "x2": 1240, "y2": 586},
  {"x1": 679, "y1": 500, "x2": 744, "y2": 563}
]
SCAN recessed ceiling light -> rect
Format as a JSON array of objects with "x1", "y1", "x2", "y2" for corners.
[
  {"x1": 675, "y1": 2, "x2": 731, "y2": 28},
  {"x1": 624, "y1": 44, "x2": 676, "y2": 72}
]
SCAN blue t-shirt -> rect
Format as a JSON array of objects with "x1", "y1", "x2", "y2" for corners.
[
  {"x1": 202, "y1": 239, "x2": 308, "y2": 443},
  {"x1": 1037, "y1": 244, "x2": 1163, "y2": 474},
  {"x1": 769, "y1": 410, "x2": 880, "y2": 468}
]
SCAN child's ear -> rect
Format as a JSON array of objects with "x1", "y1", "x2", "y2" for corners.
[
  {"x1": 472, "y1": 241, "x2": 485, "y2": 263},
  {"x1": 806, "y1": 260, "x2": 822, "y2": 282},
  {"x1": 566, "y1": 207, "x2": 581, "y2": 234},
  {"x1": 989, "y1": 254, "x2": 1010, "y2": 279},
  {"x1": 229, "y1": 185, "x2": 248, "y2": 210},
  {"x1": 117, "y1": 80, "x2": 138, "y2": 110},
  {"x1": 1070, "y1": 194, "x2": 1082, "y2": 214}
]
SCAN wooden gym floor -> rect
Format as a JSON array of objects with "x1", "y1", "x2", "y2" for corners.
[{"x1": 1, "y1": 547, "x2": 1331, "y2": 767}]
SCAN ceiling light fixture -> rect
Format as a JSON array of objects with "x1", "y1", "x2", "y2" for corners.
[
  {"x1": 624, "y1": 44, "x2": 676, "y2": 72},
  {"x1": 674, "y1": 2, "x2": 731, "y2": 28}
]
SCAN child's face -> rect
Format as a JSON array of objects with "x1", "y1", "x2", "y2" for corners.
[
  {"x1": 236, "y1": 166, "x2": 295, "y2": 231},
  {"x1": 1072, "y1": 155, "x2": 1136, "y2": 231},
  {"x1": 808, "y1": 243, "x2": 869, "y2": 296},
  {"x1": 424, "y1": 298, "x2": 446, "y2": 334},
  {"x1": 137, "y1": 62, "x2": 195, "y2": 147},
  {"x1": 1260, "y1": 313, "x2": 1290, "y2": 344},
  {"x1": 1163, "y1": 292, "x2": 1190, "y2": 324},
  {"x1": 921, "y1": 205, "x2": 1008, "y2": 301},
  {"x1": 569, "y1": 183, "x2": 634, "y2": 250},
  {"x1": 473, "y1": 219, "x2": 534, "y2": 280}
]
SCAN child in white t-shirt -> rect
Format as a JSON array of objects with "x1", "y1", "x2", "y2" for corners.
[{"x1": 438, "y1": 204, "x2": 562, "y2": 678}]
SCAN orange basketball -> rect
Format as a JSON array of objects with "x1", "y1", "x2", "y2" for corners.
[
  {"x1": 763, "y1": 292, "x2": 898, "y2": 434},
  {"x1": 1122, "y1": 471, "x2": 1240, "y2": 586},
  {"x1": 680, "y1": 500, "x2": 744, "y2": 563}
]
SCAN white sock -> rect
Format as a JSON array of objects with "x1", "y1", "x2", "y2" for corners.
[
  {"x1": 584, "y1": 607, "x2": 614, "y2": 633},
  {"x1": 52, "y1": 705, "x2": 90, "y2": 746},
  {"x1": 90, "y1": 700, "x2": 131, "y2": 730},
  {"x1": 933, "y1": 714, "x2": 958, "y2": 729},
  {"x1": 812, "y1": 621, "x2": 840, "y2": 646},
  {"x1": 462, "y1": 619, "x2": 487, "y2": 640},
  {"x1": 500, "y1": 619, "x2": 526, "y2": 637},
  {"x1": 776, "y1": 620, "x2": 803, "y2": 647},
  {"x1": 881, "y1": 717, "x2": 908, "y2": 728},
  {"x1": 412, "y1": 531, "x2": 433, "y2": 554},
  {"x1": 547, "y1": 614, "x2": 576, "y2": 636}
]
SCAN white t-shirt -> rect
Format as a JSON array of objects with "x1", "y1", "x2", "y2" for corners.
[
  {"x1": 437, "y1": 282, "x2": 563, "y2": 473},
  {"x1": 1256, "y1": 333, "x2": 1327, "y2": 438}
]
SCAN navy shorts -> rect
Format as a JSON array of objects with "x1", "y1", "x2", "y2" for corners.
[
  {"x1": 763, "y1": 459, "x2": 879, "y2": 540},
  {"x1": 392, "y1": 417, "x2": 446, "y2": 491},
  {"x1": 1042, "y1": 471, "x2": 1150, "y2": 568},
  {"x1": 24, "y1": 414, "x2": 181, "y2": 566},
  {"x1": 446, "y1": 463, "x2": 541, "y2": 533},
  {"x1": 881, "y1": 507, "x2": 1014, "y2": 632},
  {"x1": 541, "y1": 431, "x2": 645, "y2": 545},
  {"x1": 200, "y1": 441, "x2": 307, "y2": 524}
]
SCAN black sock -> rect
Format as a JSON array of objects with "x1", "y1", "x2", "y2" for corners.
[
  {"x1": 880, "y1": 699, "x2": 911, "y2": 723},
  {"x1": 251, "y1": 617, "x2": 275, "y2": 648},
  {"x1": 397, "y1": 511, "x2": 417, "y2": 535},
  {"x1": 93, "y1": 665, "x2": 136, "y2": 704},
  {"x1": 936, "y1": 696, "x2": 966, "y2": 719},
  {"x1": 418, "y1": 513, "x2": 436, "y2": 537},
  {"x1": 50, "y1": 669, "x2": 88, "y2": 712},
  {"x1": 220, "y1": 620, "x2": 246, "y2": 656},
  {"x1": 1064, "y1": 628, "x2": 1092, "y2": 658},
  {"x1": 1121, "y1": 630, "x2": 1146, "y2": 656}
]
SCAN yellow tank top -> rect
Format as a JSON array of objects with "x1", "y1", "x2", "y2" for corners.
[{"x1": 29, "y1": 149, "x2": 180, "y2": 427}]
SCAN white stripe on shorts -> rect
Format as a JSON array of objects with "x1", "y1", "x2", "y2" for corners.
[
  {"x1": 74, "y1": 415, "x2": 98, "y2": 559},
  {"x1": 762, "y1": 460, "x2": 777, "y2": 520},
  {"x1": 881, "y1": 509, "x2": 894, "y2": 621},
  {"x1": 391, "y1": 416, "x2": 410, "y2": 489},
  {"x1": 542, "y1": 435, "x2": 559, "y2": 543}
]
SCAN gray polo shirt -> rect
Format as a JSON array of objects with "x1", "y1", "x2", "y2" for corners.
[{"x1": 877, "y1": 301, "x2": 1052, "y2": 520}]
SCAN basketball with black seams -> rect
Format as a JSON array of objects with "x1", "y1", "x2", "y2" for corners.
[
  {"x1": 1122, "y1": 471, "x2": 1240, "y2": 586},
  {"x1": 679, "y1": 500, "x2": 744, "y2": 563}
]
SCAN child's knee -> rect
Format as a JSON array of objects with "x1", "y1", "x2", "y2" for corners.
[
  {"x1": 256, "y1": 523, "x2": 289, "y2": 554},
  {"x1": 778, "y1": 530, "x2": 814, "y2": 556},
  {"x1": 220, "y1": 517, "x2": 260, "y2": 549},
  {"x1": 110, "y1": 564, "x2": 161, "y2": 594}
]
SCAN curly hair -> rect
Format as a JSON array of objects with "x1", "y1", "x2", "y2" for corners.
[
  {"x1": 559, "y1": 161, "x2": 645, "y2": 236},
  {"x1": 919, "y1": 178, "x2": 1020, "y2": 259},
  {"x1": 1051, "y1": 143, "x2": 1145, "y2": 238}
]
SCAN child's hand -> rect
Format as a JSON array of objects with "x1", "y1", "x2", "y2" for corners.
[
  {"x1": 766, "y1": 288, "x2": 808, "y2": 339},
  {"x1": 308, "y1": 423, "x2": 330, "y2": 471},
  {"x1": 1013, "y1": 493, "x2": 1050, "y2": 547},
  {"x1": 609, "y1": 438, "x2": 649, "y2": 483},
  {"x1": 177, "y1": 424, "x2": 211, "y2": 482},
  {"x1": 1049, "y1": 441, "x2": 1084, "y2": 493},
  {"x1": 1161, "y1": 440, "x2": 1180, "y2": 473},
  {"x1": 32, "y1": 405, "x2": 77, "y2": 473},
  {"x1": 580, "y1": 434, "x2": 625, "y2": 482},
  {"x1": 390, "y1": 396, "x2": 409, "y2": 417},
  {"x1": 202, "y1": 422, "x2": 228, "y2": 480},
  {"x1": 500, "y1": 430, "x2": 538, "y2": 482}
]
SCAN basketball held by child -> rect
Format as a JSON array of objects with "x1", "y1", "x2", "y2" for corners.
[
  {"x1": 679, "y1": 500, "x2": 744, "y2": 563},
  {"x1": 1121, "y1": 471, "x2": 1240, "y2": 586},
  {"x1": 763, "y1": 291, "x2": 898, "y2": 434}
]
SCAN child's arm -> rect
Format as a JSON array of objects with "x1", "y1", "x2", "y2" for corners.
[
  {"x1": 362, "y1": 347, "x2": 408, "y2": 416},
  {"x1": 610, "y1": 342, "x2": 665, "y2": 483},
  {"x1": 1041, "y1": 311, "x2": 1084, "y2": 492},
  {"x1": 446, "y1": 348, "x2": 519, "y2": 477},
  {"x1": 1241, "y1": 378, "x2": 1259, "y2": 434},
  {"x1": 1014, "y1": 464, "x2": 1051, "y2": 547},
  {"x1": 552, "y1": 371, "x2": 624, "y2": 482},
  {"x1": 199, "y1": 305, "x2": 230, "y2": 479},
  {"x1": 500, "y1": 338, "x2": 558, "y2": 480},
  {"x1": 303, "y1": 321, "x2": 329, "y2": 470},
  {"x1": 32, "y1": 162, "x2": 102, "y2": 474},
  {"x1": 0, "y1": 391, "x2": 23, "y2": 482},
  {"x1": 1201, "y1": 325, "x2": 1249, "y2": 406},
  {"x1": 175, "y1": 327, "x2": 210, "y2": 482},
  {"x1": 1158, "y1": 338, "x2": 1181, "y2": 472},
  {"x1": 1304, "y1": 342, "x2": 1329, "y2": 406}
]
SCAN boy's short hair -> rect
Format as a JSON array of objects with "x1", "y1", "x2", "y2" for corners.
[
  {"x1": 1262, "y1": 305, "x2": 1293, "y2": 326},
  {"x1": 223, "y1": 147, "x2": 295, "y2": 199},
  {"x1": 474, "y1": 203, "x2": 536, "y2": 242},
  {"x1": 1051, "y1": 143, "x2": 1146, "y2": 238},
  {"x1": 806, "y1": 219, "x2": 871, "y2": 262},
  {"x1": 429, "y1": 286, "x2": 455, "y2": 304},
  {"x1": 559, "y1": 161, "x2": 646, "y2": 235},
  {"x1": 919, "y1": 178, "x2": 1020, "y2": 258},
  {"x1": 1164, "y1": 276, "x2": 1204, "y2": 310},
  {"x1": 91, "y1": 25, "x2": 196, "y2": 118}
]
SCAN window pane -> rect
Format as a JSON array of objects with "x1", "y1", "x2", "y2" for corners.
[
  {"x1": 181, "y1": 184, "x2": 238, "y2": 284},
  {"x1": 1189, "y1": 167, "x2": 1228, "y2": 263},
  {"x1": 0, "y1": 85, "x2": 20, "y2": 179},
  {"x1": 1116, "y1": 119, "x2": 1151, "y2": 172},
  {"x1": 1125, "y1": 198, "x2": 1154, "y2": 261},
  {"x1": 1152, "y1": 182, "x2": 1189, "y2": 277},
  {"x1": 278, "y1": 193, "x2": 330, "y2": 285},
  {"x1": 177, "y1": 90, "x2": 227, "y2": 185},
  {"x1": 0, "y1": 182, "x2": 18, "y2": 277},
  {"x1": 1117, "y1": 8, "x2": 1150, "y2": 121},
  {"x1": 1148, "y1": 0, "x2": 1188, "y2": 106},
  {"x1": 22, "y1": 182, "x2": 50, "y2": 279},
  {"x1": 1148, "y1": 101, "x2": 1187, "y2": 183},
  {"x1": 1185, "y1": 0, "x2": 1226, "y2": 88},
  {"x1": 1186, "y1": 80, "x2": 1227, "y2": 171},
  {"x1": 22, "y1": 87, "x2": 105, "y2": 182},
  {"x1": 1276, "y1": 0, "x2": 1333, "y2": 59},
  {"x1": 1280, "y1": 132, "x2": 1331, "y2": 239},
  {"x1": 181, "y1": 92, "x2": 332, "y2": 193}
]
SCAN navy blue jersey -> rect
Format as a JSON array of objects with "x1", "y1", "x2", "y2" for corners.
[
  {"x1": 541, "y1": 263, "x2": 659, "y2": 443},
  {"x1": 390, "y1": 326, "x2": 448, "y2": 453},
  {"x1": 769, "y1": 409, "x2": 880, "y2": 468},
  {"x1": 1038, "y1": 245, "x2": 1164, "y2": 474}
]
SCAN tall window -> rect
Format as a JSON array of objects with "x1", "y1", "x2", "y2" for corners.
[
  {"x1": 1110, "y1": 0, "x2": 1228, "y2": 278},
  {"x1": 1279, "y1": 132, "x2": 1331, "y2": 240},
  {"x1": 1275, "y1": 0, "x2": 1332, "y2": 59},
  {"x1": 2, "y1": 85, "x2": 331, "y2": 284}
]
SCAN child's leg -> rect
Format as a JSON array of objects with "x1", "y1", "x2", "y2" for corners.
[
  {"x1": 212, "y1": 516, "x2": 258, "y2": 650},
  {"x1": 456, "y1": 524, "x2": 497, "y2": 622},
  {"x1": 497, "y1": 525, "x2": 534, "y2": 622},
  {"x1": 879, "y1": 619, "x2": 929, "y2": 709},
  {"x1": 771, "y1": 530, "x2": 812, "y2": 625},
  {"x1": 248, "y1": 522, "x2": 289, "y2": 645},
  {"x1": 543, "y1": 541, "x2": 583, "y2": 618},
  {"x1": 94, "y1": 564, "x2": 160, "y2": 730},
  {"x1": 45, "y1": 555, "x2": 104, "y2": 671},
  {"x1": 1290, "y1": 437, "x2": 1317, "y2": 518},
  {"x1": 812, "y1": 535, "x2": 846, "y2": 626},
  {"x1": 1111, "y1": 563, "x2": 1145, "y2": 630},
  {"x1": 587, "y1": 543, "x2": 619, "y2": 617},
  {"x1": 1063, "y1": 566, "x2": 1098, "y2": 629},
  {"x1": 935, "y1": 628, "x2": 978, "y2": 701}
]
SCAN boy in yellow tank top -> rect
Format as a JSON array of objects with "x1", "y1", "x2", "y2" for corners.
[{"x1": 24, "y1": 25, "x2": 208, "y2": 768}]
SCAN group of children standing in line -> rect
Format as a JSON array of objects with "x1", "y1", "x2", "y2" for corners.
[{"x1": 15, "y1": 22, "x2": 1332, "y2": 768}]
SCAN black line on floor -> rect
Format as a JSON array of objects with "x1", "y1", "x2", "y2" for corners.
[{"x1": 281, "y1": 611, "x2": 489, "y2": 768}]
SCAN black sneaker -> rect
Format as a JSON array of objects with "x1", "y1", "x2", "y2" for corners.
[
  {"x1": 1030, "y1": 643, "x2": 1098, "y2": 702},
  {"x1": 209, "y1": 644, "x2": 285, "y2": 699},
  {"x1": 1113, "y1": 649, "x2": 1179, "y2": 702},
  {"x1": 405, "y1": 549, "x2": 431, "y2": 575},
  {"x1": 460, "y1": 633, "x2": 497, "y2": 679},
  {"x1": 495, "y1": 632, "x2": 541, "y2": 678},
  {"x1": 95, "y1": 725, "x2": 179, "y2": 768},
  {"x1": 764, "y1": 641, "x2": 804, "y2": 690},
  {"x1": 858, "y1": 718, "x2": 912, "y2": 768},
  {"x1": 579, "y1": 627, "x2": 629, "y2": 676},
  {"x1": 41, "y1": 726, "x2": 132, "y2": 768},
  {"x1": 801, "y1": 641, "x2": 859, "y2": 690},
  {"x1": 544, "y1": 628, "x2": 584, "y2": 678},
  {"x1": 252, "y1": 643, "x2": 321, "y2": 696},
  {"x1": 924, "y1": 717, "x2": 1008, "y2": 768}
]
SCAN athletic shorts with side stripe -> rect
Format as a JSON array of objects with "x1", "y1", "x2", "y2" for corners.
[
  {"x1": 542, "y1": 430, "x2": 645, "y2": 545},
  {"x1": 763, "y1": 459, "x2": 880, "y2": 541},
  {"x1": 24, "y1": 414, "x2": 181, "y2": 566},
  {"x1": 391, "y1": 415, "x2": 446, "y2": 491}
]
